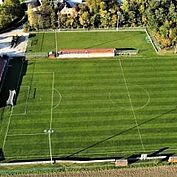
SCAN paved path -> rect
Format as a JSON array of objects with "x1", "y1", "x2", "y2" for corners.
[{"x1": 0, "y1": 28, "x2": 29, "y2": 57}]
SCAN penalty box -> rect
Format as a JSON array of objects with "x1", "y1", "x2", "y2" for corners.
[{"x1": 12, "y1": 72, "x2": 54, "y2": 116}]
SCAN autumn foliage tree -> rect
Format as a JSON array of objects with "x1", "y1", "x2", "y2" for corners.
[
  {"x1": 0, "y1": 0, "x2": 24, "y2": 30},
  {"x1": 26, "y1": 0, "x2": 176, "y2": 49}
]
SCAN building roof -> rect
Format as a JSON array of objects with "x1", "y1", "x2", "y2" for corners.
[{"x1": 59, "y1": 48, "x2": 115, "y2": 54}]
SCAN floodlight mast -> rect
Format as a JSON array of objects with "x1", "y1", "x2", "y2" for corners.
[
  {"x1": 55, "y1": 30, "x2": 58, "y2": 56},
  {"x1": 117, "y1": 11, "x2": 121, "y2": 31},
  {"x1": 57, "y1": 11, "x2": 60, "y2": 31}
]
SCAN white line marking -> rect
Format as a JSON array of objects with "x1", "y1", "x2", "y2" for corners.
[
  {"x1": 145, "y1": 29, "x2": 158, "y2": 53},
  {"x1": 50, "y1": 72, "x2": 54, "y2": 130},
  {"x1": 2, "y1": 107, "x2": 14, "y2": 149},
  {"x1": 12, "y1": 113, "x2": 27, "y2": 116},
  {"x1": 5, "y1": 155, "x2": 50, "y2": 159},
  {"x1": 7, "y1": 133, "x2": 46, "y2": 137},
  {"x1": 118, "y1": 59, "x2": 145, "y2": 151},
  {"x1": 108, "y1": 84, "x2": 150, "y2": 111},
  {"x1": 12, "y1": 86, "x2": 30, "y2": 116},
  {"x1": 27, "y1": 72, "x2": 53, "y2": 74},
  {"x1": 53, "y1": 88, "x2": 62, "y2": 110},
  {"x1": 48, "y1": 72, "x2": 55, "y2": 164}
]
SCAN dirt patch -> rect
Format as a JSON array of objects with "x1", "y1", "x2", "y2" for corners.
[{"x1": 3, "y1": 165, "x2": 177, "y2": 177}]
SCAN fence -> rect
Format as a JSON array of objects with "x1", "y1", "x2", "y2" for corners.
[
  {"x1": 30, "y1": 27, "x2": 147, "y2": 33},
  {"x1": 26, "y1": 53, "x2": 48, "y2": 58}
]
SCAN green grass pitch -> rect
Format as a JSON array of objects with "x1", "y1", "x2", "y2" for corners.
[
  {"x1": 1, "y1": 31, "x2": 177, "y2": 162},
  {"x1": 27, "y1": 31, "x2": 156, "y2": 57}
]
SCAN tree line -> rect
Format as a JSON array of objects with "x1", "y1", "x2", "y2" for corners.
[
  {"x1": 2, "y1": 0, "x2": 175, "y2": 49},
  {"x1": 27, "y1": 0, "x2": 176, "y2": 49},
  {"x1": 0, "y1": 0, "x2": 24, "y2": 30}
]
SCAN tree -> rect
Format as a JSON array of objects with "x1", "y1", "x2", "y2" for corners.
[
  {"x1": 90, "y1": 13, "x2": 100, "y2": 28},
  {"x1": 86, "y1": 0, "x2": 101, "y2": 13},
  {"x1": 28, "y1": 5, "x2": 38, "y2": 30},
  {"x1": 79, "y1": 11, "x2": 90, "y2": 28},
  {"x1": 58, "y1": 13, "x2": 67, "y2": 29},
  {"x1": 51, "y1": 11, "x2": 57, "y2": 29},
  {"x1": 4, "y1": 0, "x2": 23, "y2": 18},
  {"x1": 0, "y1": 12, "x2": 11, "y2": 29},
  {"x1": 100, "y1": 10, "x2": 111, "y2": 28}
]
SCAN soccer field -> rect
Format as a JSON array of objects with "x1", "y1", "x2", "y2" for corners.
[
  {"x1": 1, "y1": 57, "x2": 177, "y2": 161},
  {"x1": 27, "y1": 31, "x2": 156, "y2": 57}
]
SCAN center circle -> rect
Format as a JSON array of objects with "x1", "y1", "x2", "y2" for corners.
[{"x1": 109, "y1": 84, "x2": 150, "y2": 110}]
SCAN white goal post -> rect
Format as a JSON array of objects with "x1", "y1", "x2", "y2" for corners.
[{"x1": 6, "y1": 90, "x2": 16, "y2": 106}]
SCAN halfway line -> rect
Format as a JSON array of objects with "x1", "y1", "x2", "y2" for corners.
[
  {"x1": 48, "y1": 72, "x2": 55, "y2": 164},
  {"x1": 118, "y1": 58, "x2": 145, "y2": 151}
]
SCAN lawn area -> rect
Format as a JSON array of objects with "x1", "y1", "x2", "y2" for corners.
[
  {"x1": 27, "y1": 31, "x2": 156, "y2": 57},
  {"x1": 1, "y1": 56, "x2": 177, "y2": 161}
]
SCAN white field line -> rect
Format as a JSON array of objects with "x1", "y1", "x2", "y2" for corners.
[
  {"x1": 145, "y1": 29, "x2": 158, "y2": 53},
  {"x1": 12, "y1": 85, "x2": 30, "y2": 116},
  {"x1": 7, "y1": 133, "x2": 46, "y2": 137},
  {"x1": 53, "y1": 88, "x2": 62, "y2": 110},
  {"x1": 4, "y1": 155, "x2": 51, "y2": 160},
  {"x1": 118, "y1": 59, "x2": 145, "y2": 151},
  {"x1": 48, "y1": 133, "x2": 53, "y2": 164},
  {"x1": 27, "y1": 72, "x2": 53, "y2": 74},
  {"x1": 108, "y1": 85, "x2": 150, "y2": 111},
  {"x1": 12, "y1": 113, "x2": 27, "y2": 116},
  {"x1": 50, "y1": 72, "x2": 54, "y2": 130},
  {"x1": 48, "y1": 72, "x2": 55, "y2": 164},
  {"x1": 2, "y1": 107, "x2": 14, "y2": 149},
  {"x1": 2, "y1": 62, "x2": 24, "y2": 149}
]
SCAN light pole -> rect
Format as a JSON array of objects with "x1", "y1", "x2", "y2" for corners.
[
  {"x1": 57, "y1": 11, "x2": 60, "y2": 31},
  {"x1": 116, "y1": 11, "x2": 121, "y2": 31}
]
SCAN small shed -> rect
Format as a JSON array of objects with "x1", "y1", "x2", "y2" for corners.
[
  {"x1": 48, "y1": 51, "x2": 56, "y2": 58},
  {"x1": 115, "y1": 159, "x2": 128, "y2": 167}
]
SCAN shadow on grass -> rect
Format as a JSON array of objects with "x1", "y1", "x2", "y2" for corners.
[
  {"x1": 0, "y1": 148, "x2": 5, "y2": 161},
  {"x1": 128, "y1": 154, "x2": 141, "y2": 164},
  {"x1": 7, "y1": 156, "x2": 122, "y2": 163},
  {"x1": 85, "y1": 39, "x2": 121, "y2": 49},
  {"x1": 28, "y1": 34, "x2": 36, "y2": 38},
  {"x1": 0, "y1": 57, "x2": 28, "y2": 108},
  {"x1": 66, "y1": 107, "x2": 177, "y2": 159},
  {"x1": 127, "y1": 147, "x2": 171, "y2": 165},
  {"x1": 0, "y1": 107, "x2": 5, "y2": 121},
  {"x1": 149, "y1": 147, "x2": 169, "y2": 157},
  {"x1": 149, "y1": 147, "x2": 174, "y2": 162}
]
